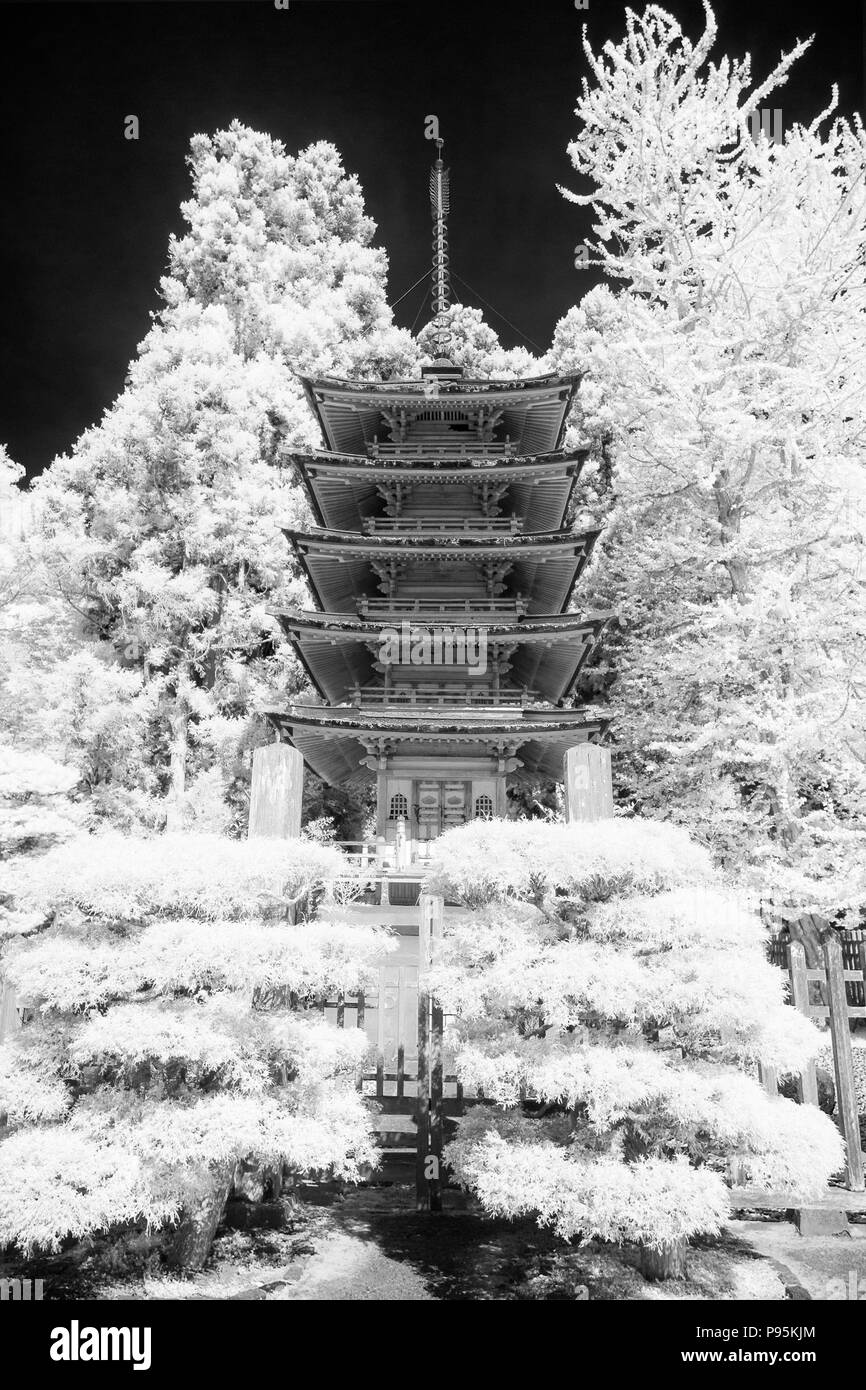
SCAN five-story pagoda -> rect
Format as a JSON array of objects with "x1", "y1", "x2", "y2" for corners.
[{"x1": 264, "y1": 140, "x2": 610, "y2": 862}]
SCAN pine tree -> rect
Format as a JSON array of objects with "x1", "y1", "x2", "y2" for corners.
[
  {"x1": 1, "y1": 450, "x2": 157, "y2": 828},
  {"x1": 417, "y1": 303, "x2": 539, "y2": 378},
  {"x1": 430, "y1": 819, "x2": 841, "y2": 1272},
  {"x1": 0, "y1": 745, "x2": 80, "y2": 864},
  {"x1": 33, "y1": 125, "x2": 419, "y2": 830}
]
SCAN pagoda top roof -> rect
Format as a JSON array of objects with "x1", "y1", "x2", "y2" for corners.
[
  {"x1": 264, "y1": 704, "x2": 609, "y2": 785},
  {"x1": 300, "y1": 370, "x2": 578, "y2": 399},
  {"x1": 298, "y1": 372, "x2": 579, "y2": 458}
]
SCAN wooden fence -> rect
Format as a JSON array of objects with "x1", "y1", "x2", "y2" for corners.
[
  {"x1": 320, "y1": 892, "x2": 451, "y2": 1211},
  {"x1": 768, "y1": 925, "x2": 866, "y2": 1005},
  {"x1": 760, "y1": 936, "x2": 865, "y2": 1192}
]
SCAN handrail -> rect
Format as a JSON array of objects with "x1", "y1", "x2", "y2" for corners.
[
  {"x1": 348, "y1": 686, "x2": 541, "y2": 708},
  {"x1": 358, "y1": 597, "x2": 528, "y2": 616},
  {"x1": 368, "y1": 442, "x2": 515, "y2": 458},
  {"x1": 363, "y1": 517, "x2": 523, "y2": 534}
]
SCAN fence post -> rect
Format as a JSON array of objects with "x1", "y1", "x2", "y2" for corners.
[
  {"x1": 416, "y1": 892, "x2": 444, "y2": 1213},
  {"x1": 787, "y1": 942, "x2": 820, "y2": 1106},
  {"x1": 824, "y1": 934, "x2": 864, "y2": 1191},
  {"x1": 757, "y1": 1062, "x2": 778, "y2": 1095}
]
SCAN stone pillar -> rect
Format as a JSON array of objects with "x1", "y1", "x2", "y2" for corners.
[
  {"x1": 0, "y1": 978, "x2": 19, "y2": 1043},
  {"x1": 563, "y1": 743, "x2": 613, "y2": 823},
  {"x1": 248, "y1": 743, "x2": 304, "y2": 840}
]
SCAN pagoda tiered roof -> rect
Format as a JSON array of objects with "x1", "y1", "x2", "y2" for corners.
[
  {"x1": 284, "y1": 526, "x2": 600, "y2": 616},
  {"x1": 288, "y1": 449, "x2": 586, "y2": 535},
  {"x1": 271, "y1": 609, "x2": 609, "y2": 707},
  {"x1": 264, "y1": 703, "x2": 610, "y2": 785},
  {"x1": 299, "y1": 372, "x2": 580, "y2": 458},
  {"x1": 266, "y1": 140, "x2": 611, "y2": 805},
  {"x1": 267, "y1": 329, "x2": 608, "y2": 791}
]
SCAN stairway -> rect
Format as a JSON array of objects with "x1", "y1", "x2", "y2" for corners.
[{"x1": 367, "y1": 1107, "x2": 417, "y2": 1184}]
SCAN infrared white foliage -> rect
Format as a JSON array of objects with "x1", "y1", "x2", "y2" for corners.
[
  {"x1": 432, "y1": 818, "x2": 842, "y2": 1246},
  {"x1": 548, "y1": 3, "x2": 866, "y2": 917},
  {"x1": 0, "y1": 832, "x2": 392, "y2": 1252}
]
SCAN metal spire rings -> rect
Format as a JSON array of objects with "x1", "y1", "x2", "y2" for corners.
[{"x1": 429, "y1": 137, "x2": 452, "y2": 359}]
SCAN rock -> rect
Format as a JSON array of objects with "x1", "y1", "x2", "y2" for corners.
[
  {"x1": 222, "y1": 1200, "x2": 285, "y2": 1232},
  {"x1": 816, "y1": 1068, "x2": 836, "y2": 1115},
  {"x1": 795, "y1": 1208, "x2": 849, "y2": 1237}
]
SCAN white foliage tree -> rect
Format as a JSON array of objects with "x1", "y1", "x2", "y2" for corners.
[
  {"x1": 31, "y1": 125, "x2": 419, "y2": 831},
  {"x1": 417, "y1": 304, "x2": 540, "y2": 379},
  {"x1": 0, "y1": 834, "x2": 391, "y2": 1263},
  {"x1": 547, "y1": 4, "x2": 866, "y2": 925},
  {"x1": 0, "y1": 745, "x2": 80, "y2": 865},
  {"x1": 429, "y1": 819, "x2": 842, "y2": 1268}
]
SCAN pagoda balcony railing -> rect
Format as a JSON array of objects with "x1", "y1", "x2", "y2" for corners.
[
  {"x1": 333, "y1": 839, "x2": 437, "y2": 877},
  {"x1": 347, "y1": 685, "x2": 542, "y2": 709},
  {"x1": 333, "y1": 840, "x2": 381, "y2": 870},
  {"x1": 358, "y1": 596, "x2": 528, "y2": 619},
  {"x1": 362, "y1": 516, "x2": 523, "y2": 535},
  {"x1": 367, "y1": 440, "x2": 516, "y2": 460}
]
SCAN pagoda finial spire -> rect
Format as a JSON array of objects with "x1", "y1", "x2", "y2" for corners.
[{"x1": 429, "y1": 135, "x2": 452, "y2": 360}]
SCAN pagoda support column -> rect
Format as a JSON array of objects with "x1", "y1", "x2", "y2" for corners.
[
  {"x1": 564, "y1": 744, "x2": 613, "y2": 823},
  {"x1": 376, "y1": 753, "x2": 388, "y2": 838},
  {"x1": 496, "y1": 754, "x2": 508, "y2": 817},
  {"x1": 248, "y1": 743, "x2": 304, "y2": 839}
]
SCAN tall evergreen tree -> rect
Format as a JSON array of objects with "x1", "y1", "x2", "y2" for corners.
[
  {"x1": 33, "y1": 126, "x2": 418, "y2": 829},
  {"x1": 417, "y1": 303, "x2": 539, "y2": 378}
]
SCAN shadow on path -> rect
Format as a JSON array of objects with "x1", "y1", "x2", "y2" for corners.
[{"x1": 282, "y1": 1185, "x2": 606, "y2": 1300}]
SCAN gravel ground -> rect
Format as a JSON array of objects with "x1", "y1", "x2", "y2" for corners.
[
  {"x1": 270, "y1": 1227, "x2": 432, "y2": 1300},
  {"x1": 737, "y1": 1218, "x2": 866, "y2": 1300},
  {"x1": 27, "y1": 1185, "x2": 789, "y2": 1302},
  {"x1": 265, "y1": 1186, "x2": 786, "y2": 1301}
]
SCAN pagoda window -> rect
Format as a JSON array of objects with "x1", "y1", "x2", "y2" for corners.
[
  {"x1": 388, "y1": 793, "x2": 409, "y2": 821},
  {"x1": 474, "y1": 795, "x2": 494, "y2": 820}
]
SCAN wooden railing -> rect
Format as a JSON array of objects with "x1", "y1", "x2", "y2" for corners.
[
  {"x1": 750, "y1": 936, "x2": 866, "y2": 1196},
  {"x1": 768, "y1": 925, "x2": 866, "y2": 1005},
  {"x1": 368, "y1": 441, "x2": 515, "y2": 459},
  {"x1": 348, "y1": 685, "x2": 541, "y2": 708},
  {"x1": 333, "y1": 840, "x2": 383, "y2": 869},
  {"x1": 363, "y1": 516, "x2": 523, "y2": 535},
  {"x1": 358, "y1": 597, "x2": 528, "y2": 618},
  {"x1": 333, "y1": 839, "x2": 437, "y2": 880}
]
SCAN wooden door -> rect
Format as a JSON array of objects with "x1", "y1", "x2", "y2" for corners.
[
  {"x1": 441, "y1": 780, "x2": 468, "y2": 829},
  {"x1": 415, "y1": 779, "x2": 442, "y2": 840}
]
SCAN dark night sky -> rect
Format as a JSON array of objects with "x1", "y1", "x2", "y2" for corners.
[{"x1": 2, "y1": 0, "x2": 864, "y2": 480}]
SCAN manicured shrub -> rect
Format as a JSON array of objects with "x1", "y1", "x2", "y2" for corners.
[
  {"x1": 429, "y1": 819, "x2": 842, "y2": 1260},
  {"x1": 0, "y1": 833, "x2": 391, "y2": 1259}
]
